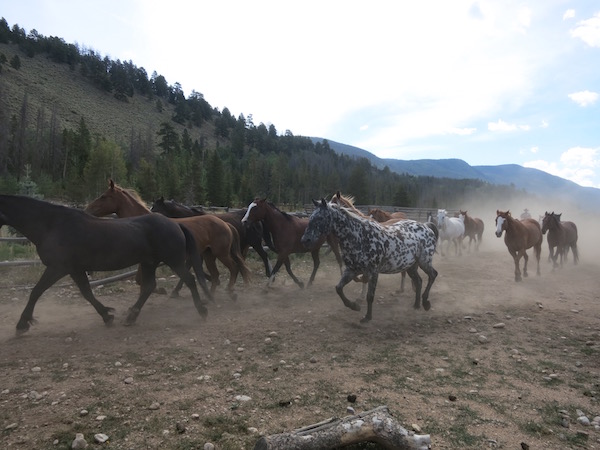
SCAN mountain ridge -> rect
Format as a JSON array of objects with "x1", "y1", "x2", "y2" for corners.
[{"x1": 310, "y1": 137, "x2": 600, "y2": 208}]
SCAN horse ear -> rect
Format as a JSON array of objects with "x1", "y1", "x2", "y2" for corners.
[
  {"x1": 109, "y1": 179, "x2": 115, "y2": 190},
  {"x1": 312, "y1": 199, "x2": 320, "y2": 207},
  {"x1": 320, "y1": 198, "x2": 328, "y2": 207},
  {"x1": 336, "y1": 191, "x2": 341, "y2": 199}
]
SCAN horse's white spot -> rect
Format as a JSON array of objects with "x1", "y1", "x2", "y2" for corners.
[{"x1": 495, "y1": 216, "x2": 505, "y2": 236}]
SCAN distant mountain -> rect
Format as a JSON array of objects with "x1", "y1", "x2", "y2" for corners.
[{"x1": 310, "y1": 137, "x2": 600, "y2": 208}]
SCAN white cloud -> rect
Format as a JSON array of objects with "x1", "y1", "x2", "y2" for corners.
[
  {"x1": 563, "y1": 9, "x2": 575, "y2": 21},
  {"x1": 447, "y1": 127, "x2": 477, "y2": 136},
  {"x1": 525, "y1": 147, "x2": 600, "y2": 187},
  {"x1": 570, "y1": 12, "x2": 600, "y2": 47},
  {"x1": 540, "y1": 120, "x2": 549, "y2": 128},
  {"x1": 568, "y1": 90, "x2": 599, "y2": 106},
  {"x1": 488, "y1": 119, "x2": 530, "y2": 132}
]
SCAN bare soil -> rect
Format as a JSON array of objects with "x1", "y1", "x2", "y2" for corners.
[{"x1": 1, "y1": 231, "x2": 599, "y2": 450}]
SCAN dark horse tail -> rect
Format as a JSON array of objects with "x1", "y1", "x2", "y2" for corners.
[
  {"x1": 227, "y1": 224, "x2": 252, "y2": 284},
  {"x1": 425, "y1": 221, "x2": 439, "y2": 253},
  {"x1": 179, "y1": 223, "x2": 213, "y2": 301}
]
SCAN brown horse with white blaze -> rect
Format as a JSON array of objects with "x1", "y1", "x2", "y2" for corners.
[{"x1": 495, "y1": 210, "x2": 542, "y2": 282}]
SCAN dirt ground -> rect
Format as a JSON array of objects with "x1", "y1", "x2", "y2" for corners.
[{"x1": 1, "y1": 216, "x2": 600, "y2": 450}]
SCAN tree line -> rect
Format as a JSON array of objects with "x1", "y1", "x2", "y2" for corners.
[{"x1": 0, "y1": 18, "x2": 525, "y2": 210}]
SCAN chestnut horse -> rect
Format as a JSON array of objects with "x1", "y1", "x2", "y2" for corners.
[
  {"x1": 458, "y1": 210, "x2": 484, "y2": 251},
  {"x1": 242, "y1": 198, "x2": 343, "y2": 288},
  {"x1": 541, "y1": 211, "x2": 578, "y2": 268},
  {"x1": 86, "y1": 181, "x2": 250, "y2": 298},
  {"x1": 368, "y1": 208, "x2": 406, "y2": 223},
  {"x1": 495, "y1": 210, "x2": 542, "y2": 282},
  {"x1": 0, "y1": 195, "x2": 209, "y2": 332},
  {"x1": 151, "y1": 197, "x2": 274, "y2": 277}
]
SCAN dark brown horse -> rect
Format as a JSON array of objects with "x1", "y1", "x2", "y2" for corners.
[
  {"x1": 368, "y1": 208, "x2": 406, "y2": 223},
  {"x1": 241, "y1": 198, "x2": 343, "y2": 288},
  {"x1": 86, "y1": 181, "x2": 250, "y2": 298},
  {"x1": 151, "y1": 197, "x2": 274, "y2": 277},
  {"x1": 458, "y1": 209, "x2": 485, "y2": 251},
  {"x1": 495, "y1": 210, "x2": 542, "y2": 282},
  {"x1": 541, "y1": 211, "x2": 579, "y2": 268},
  {"x1": 0, "y1": 195, "x2": 209, "y2": 333}
]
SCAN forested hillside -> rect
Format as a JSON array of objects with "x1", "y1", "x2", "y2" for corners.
[{"x1": 0, "y1": 18, "x2": 529, "y2": 209}]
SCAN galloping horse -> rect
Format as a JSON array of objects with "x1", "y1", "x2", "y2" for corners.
[
  {"x1": 151, "y1": 197, "x2": 274, "y2": 277},
  {"x1": 330, "y1": 191, "x2": 408, "y2": 293},
  {"x1": 241, "y1": 198, "x2": 343, "y2": 288},
  {"x1": 436, "y1": 209, "x2": 465, "y2": 256},
  {"x1": 541, "y1": 212, "x2": 579, "y2": 268},
  {"x1": 301, "y1": 199, "x2": 438, "y2": 323},
  {"x1": 458, "y1": 210, "x2": 485, "y2": 251},
  {"x1": 368, "y1": 208, "x2": 406, "y2": 223},
  {"x1": 495, "y1": 210, "x2": 542, "y2": 282},
  {"x1": 86, "y1": 181, "x2": 250, "y2": 298},
  {"x1": 0, "y1": 195, "x2": 209, "y2": 333}
]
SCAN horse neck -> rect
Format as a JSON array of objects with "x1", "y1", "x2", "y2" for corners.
[
  {"x1": 0, "y1": 196, "x2": 72, "y2": 245},
  {"x1": 504, "y1": 215, "x2": 523, "y2": 234},
  {"x1": 117, "y1": 193, "x2": 150, "y2": 217}
]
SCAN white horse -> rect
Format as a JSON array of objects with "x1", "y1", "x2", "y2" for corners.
[{"x1": 437, "y1": 209, "x2": 465, "y2": 256}]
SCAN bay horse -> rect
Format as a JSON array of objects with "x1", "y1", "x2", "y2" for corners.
[
  {"x1": 541, "y1": 211, "x2": 579, "y2": 268},
  {"x1": 368, "y1": 208, "x2": 406, "y2": 223},
  {"x1": 85, "y1": 181, "x2": 250, "y2": 298},
  {"x1": 241, "y1": 198, "x2": 343, "y2": 288},
  {"x1": 151, "y1": 197, "x2": 274, "y2": 277},
  {"x1": 458, "y1": 209, "x2": 484, "y2": 251},
  {"x1": 0, "y1": 195, "x2": 209, "y2": 333},
  {"x1": 436, "y1": 209, "x2": 465, "y2": 256},
  {"x1": 301, "y1": 199, "x2": 438, "y2": 323},
  {"x1": 495, "y1": 210, "x2": 542, "y2": 282}
]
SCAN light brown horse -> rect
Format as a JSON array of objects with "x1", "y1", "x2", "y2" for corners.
[
  {"x1": 458, "y1": 209, "x2": 485, "y2": 251},
  {"x1": 495, "y1": 210, "x2": 542, "y2": 282},
  {"x1": 85, "y1": 180, "x2": 251, "y2": 298},
  {"x1": 368, "y1": 208, "x2": 406, "y2": 223},
  {"x1": 241, "y1": 198, "x2": 343, "y2": 288},
  {"x1": 541, "y1": 211, "x2": 579, "y2": 269}
]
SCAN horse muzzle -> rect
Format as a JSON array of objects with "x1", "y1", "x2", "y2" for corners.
[{"x1": 495, "y1": 231, "x2": 502, "y2": 238}]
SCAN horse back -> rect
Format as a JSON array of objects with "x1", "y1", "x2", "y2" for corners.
[{"x1": 521, "y1": 218, "x2": 543, "y2": 247}]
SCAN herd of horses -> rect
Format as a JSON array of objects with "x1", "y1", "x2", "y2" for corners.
[{"x1": 0, "y1": 182, "x2": 580, "y2": 333}]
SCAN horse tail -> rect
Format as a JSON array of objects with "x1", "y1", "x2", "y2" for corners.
[
  {"x1": 227, "y1": 223, "x2": 252, "y2": 284},
  {"x1": 178, "y1": 223, "x2": 212, "y2": 299}
]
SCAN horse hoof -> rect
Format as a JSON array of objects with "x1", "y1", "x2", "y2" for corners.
[
  {"x1": 298, "y1": 282, "x2": 305, "y2": 289},
  {"x1": 104, "y1": 315, "x2": 115, "y2": 326},
  {"x1": 423, "y1": 300, "x2": 431, "y2": 311},
  {"x1": 125, "y1": 308, "x2": 140, "y2": 325},
  {"x1": 360, "y1": 316, "x2": 372, "y2": 323},
  {"x1": 350, "y1": 302, "x2": 361, "y2": 312},
  {"x1": 170, "y1": 291, "x2": 180, "y2": 298},
  {"x1": 155, "y1": 287, "x2": 168, "y2": 295}
]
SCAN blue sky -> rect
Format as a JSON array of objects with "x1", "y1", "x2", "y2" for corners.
[{"x1": 3, "y1": 1, "x2": 600, "y2": 188}]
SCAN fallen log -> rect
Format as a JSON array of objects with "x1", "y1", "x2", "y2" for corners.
[{"x1": 253, "y1": 405, "x2": 431, "y2": 450}]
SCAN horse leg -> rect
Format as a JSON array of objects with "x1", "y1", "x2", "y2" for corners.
[
  {"x1": 16, "y1": 266, "x2": 66, "y2": 333},
  {"x1": 203, "y1": 251, "x2": 220, "y2": 294},
  {"x1": 307, "y1": 249, "x2": 320, "y2": 287},
  {"x1": 406, "y1": 264, "x2": 423, "y2": 309},
  {"x1": 534, "y1": 244, "x2": 541, "y2": 276},
  {"x1": 572, "y1": 243, "x2": 579, "y2": 265},
  {"x1": 218, "y1": 253, "x2": 240, "y2": 300},
  {"x1": 510, "y1": 249, "x2": 522, "y2": 282},
  {"x1": 253, "y1": 242, "x2": 273, "y2": 277},
  {"x1": 126, "y1": 263, "x2": 157, "y2": 325},
  {"x1": 522, "y1": 250, "x2": 529, "y2": 278},
  {"x1": 327, "y1": 235, "x2": 344, "y2": 276},
  {"x1": 170, "y1": 262, "x2": 208, "y2": 319},
  {"x1": 69, "y1": 271, "x2": 115, "y2": 325},
  {"x1": 400, "y1": 270, "x2": 406, "y2": 293},
  {"x1": 361, "y1": 273, "x2": 379, "y2": 323},
  {"x1": 335, "y1": 269, "x2": 362, "y2": 312},
  {"x1": 418, "y1": 260, "x2": 438, "y2": 311},
  {"x1": 282, "y1": 256, "x2": 305, "y2": 289}
]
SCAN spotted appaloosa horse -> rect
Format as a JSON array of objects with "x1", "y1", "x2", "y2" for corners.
[
  {"x1": 495, "y1": 210, "x2": 542, "y2": 282},
  {"x1": 541, "y1": 211, "x2": 579, "y2": 269},
  {"x1": 301, "y1": 199, "x2": 438, "y2": 323}
]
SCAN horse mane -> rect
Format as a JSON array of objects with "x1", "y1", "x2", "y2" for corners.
[
  {"x1": 113, "y1": 183, "x2": 150, "y2": 212},
  {"x1": 267, "y1": 201, "x2": 294, "y2": 221}
]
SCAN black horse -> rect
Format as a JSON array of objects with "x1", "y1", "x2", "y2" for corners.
[
  {"x1": 0, "y1": 195, "x2": 210, "y2": 333},
  {"x1": 151, "y1": 197, "x2": 274, "y2": 276}
]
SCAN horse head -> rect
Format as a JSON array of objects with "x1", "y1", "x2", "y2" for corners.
[
  {"x1": 301, "y1": 199, "x2": 332, "y2": 250},
  {"x1": 495, "y1": 210, "x2": 510, "y2": 237},
  {"x1": 241, "y1": 198, "x2": 267, "y2": 224},
  {"x1": 541, "y1": 211, "x2": 561, "y2": 234}
]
